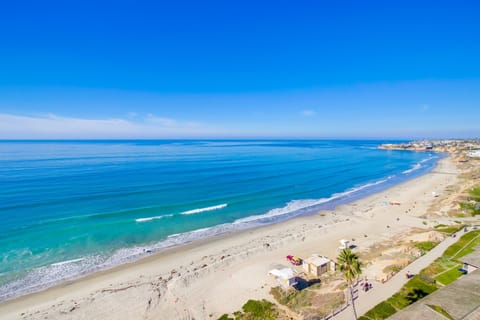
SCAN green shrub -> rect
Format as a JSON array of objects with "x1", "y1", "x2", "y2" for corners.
[
  {"x1": 217, "y1": 314, "x2": 233, "y2": 320},
  {"x1": 469, "y1": 186, "x2": 480, "y2": 201},
  {"x1": 415, "y1": 241, "x2": 437, "y2": 252},
  {"x1": 241, "y1": 299, "x2": 277, "y2": 320}
]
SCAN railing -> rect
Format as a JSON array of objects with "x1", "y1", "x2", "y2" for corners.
[{"x1": 320, "y1": 281, "x2": 360, "y2": 320}]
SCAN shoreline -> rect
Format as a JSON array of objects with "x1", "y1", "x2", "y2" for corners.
[
  {"x1": 0, "y1": 156, "x2": 461, "y2": 319},
  {"x1": 0, "y1": 152, "x2": 440, "y2": 304}
]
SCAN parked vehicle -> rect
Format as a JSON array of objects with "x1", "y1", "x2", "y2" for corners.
[{"x1": 286, "y1": 255, "x2": 302, "y2": 265}]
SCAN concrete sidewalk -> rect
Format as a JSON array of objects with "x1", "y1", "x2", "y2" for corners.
[{"x1": 334, "y1": 232, "x2": 463, "y2": 320}]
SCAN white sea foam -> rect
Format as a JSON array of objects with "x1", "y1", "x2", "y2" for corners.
[
  {"x1": 180, "y1": 203, "x2": 228, "y2": 215},
  {"x1": 234, "y1": 177, "x2": 392, "y2": 225},
  {"x1": 51, "y1": 258, "x2": 85, "y2": 266},
  {"x1": 0, "y1": 172, "x2": 415, "y2": 303},
  {"x1": 135, "y1": 214, "x2": 173, "y2": 223},
  {"x1": 402, "y1": 163, "x2": 422, "y2": 174},
  {"x1": 403, "y1": 156, "x2": 439, "y2": 174}
]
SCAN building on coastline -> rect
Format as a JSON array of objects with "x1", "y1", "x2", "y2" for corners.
[
  {"x1": 468, "y1": 150, "x2": 480, "y2": 158},
  {"x1": 268, "y1": 268, "x2": 298, "y2": 288},
  {"x1": 302, "y1": 254, "x2": 336, "y2": 276}
]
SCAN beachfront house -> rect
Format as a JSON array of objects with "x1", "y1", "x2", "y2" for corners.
[
  {"x1": 268, "y1": 268, "x2": 298, "y2": 288},
  {"x1": 302, "y1": 254, "x2": 336, "y2": 276}
]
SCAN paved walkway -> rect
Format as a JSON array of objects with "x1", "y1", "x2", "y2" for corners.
[{"x1": 334, "y1": 231, "x2": 464, "y2": 320}]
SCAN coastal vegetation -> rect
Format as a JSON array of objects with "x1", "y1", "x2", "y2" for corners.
[
  {"x1": 337, "y1": 248, "x2": 363, "y2": 320},
  {"x1": 270, "y1": 283, "x2": 345, "y2": 318},
  {"x1": 359, "y1": 230, "x2": 480, "y2": 319},
  {"x1": 414, "y1": 241, "x2": 437, "y2": 252},
  {"x1": 217, "y1": 300, "x2": 280, "y2": 320},
  {"x1": 358, "y1": 275, "x2": 438, "y2": 320},
  {"x1": 433, "y1": 224, "x2": 464, "y2": 235},
  {"x1": 459, "y1": 185, "x2": 480, "y2": 216}
]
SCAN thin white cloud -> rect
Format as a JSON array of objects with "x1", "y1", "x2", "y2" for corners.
[
  {"x1": 301, "y1": 109, "x2": 316, "y2": 117},
  {"x1": 0, "y1": 113, "x2": 211, "y2": 139}
]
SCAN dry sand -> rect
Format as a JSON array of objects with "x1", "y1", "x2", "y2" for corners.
[{"x1": 0, "y1": 157, "x2": 462, "y2": 320}]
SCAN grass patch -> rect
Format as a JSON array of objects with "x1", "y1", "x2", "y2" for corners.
[
  {"x1": 434, "y1": 224, "x2": 447, "y2": 229},
  {"x1": 362, "y1": 301, "x2": 396, "y2": 320},
  {"x1": 403, "y1": 275, "x2": 437, "y2": 295},
  {"x1": 435, "y1": 265, "x2": 463, "y2": 285},
  {"x1": 427, "y1": 304, "x2": 454, "y2": 319},
  {"x1": 362, "y1": 230, "x2": 480, "y2": 319},
  {"x1": 415, "y1": 241, "x2": 437, "y2": 252},
  {"x1": 421, "y1": 256, "x2": 459, "y2": 277},
  {"x1": 435, "y1": 226, "x2": 463, "y2": 234},
  {"x1": 386, "y1": 292, "x2": 411, "y2": 310},
  {"x1": 443, "y1": 230, "x2": 480, "y2": 258},
  {"x1": 361, "y1": 275, "x2": 438, "y2": 319}
]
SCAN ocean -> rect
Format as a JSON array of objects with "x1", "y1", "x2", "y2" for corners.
[{"x1": 0, "y1": 140, "x2": 441, "y2": 301}]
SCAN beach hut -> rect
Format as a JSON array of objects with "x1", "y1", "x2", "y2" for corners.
[
  {"x1": 303, "y1": 255, "x2": 336, "y2": 276},
  {"x1": 268, "y1": 268, "x2": 298, "y2": 288},
  {"x1": 339, "y1": 239, "x2": 350, "y2": 249}
]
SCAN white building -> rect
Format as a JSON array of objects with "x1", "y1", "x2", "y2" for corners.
[{"x1": 268, "y1": 268, "x2": 298, "y2": 287}]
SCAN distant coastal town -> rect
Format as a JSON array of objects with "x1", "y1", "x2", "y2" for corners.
[{"x1": 380, "y1": 139, "x2": 480, "y2": 158}]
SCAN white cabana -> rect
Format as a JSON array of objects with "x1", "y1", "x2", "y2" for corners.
[
  {"x1": 339, "y1": 239, "x2": 350, "y2": 249},
  {"x1": 268, "y1": 268, "x2": 298, "y2": 287}
]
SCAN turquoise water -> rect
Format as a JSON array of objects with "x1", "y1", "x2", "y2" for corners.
[{"x1": 0, "y1": 140, "x2": 440, "y2": 300}]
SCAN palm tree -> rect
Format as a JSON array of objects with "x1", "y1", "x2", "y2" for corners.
[{"x1": 337, "y1": 248, "x2": 362, "y2": 320}]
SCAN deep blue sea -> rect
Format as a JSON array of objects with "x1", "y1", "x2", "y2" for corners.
[{"x1": 0, "y1": 140, "x2": 441, "y2": 301}]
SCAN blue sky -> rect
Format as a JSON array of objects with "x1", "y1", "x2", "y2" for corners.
[{"x1": 0, "y1": 1, "x2": 479, "y2": 139}]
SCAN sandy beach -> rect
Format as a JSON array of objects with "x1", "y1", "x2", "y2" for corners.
[{"x1": 0, "y1": 157, "x2": 464, "y2": 320}]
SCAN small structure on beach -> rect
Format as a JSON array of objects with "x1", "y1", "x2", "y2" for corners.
[
  {"x1": 339, "y1": 239, "x2": 350, "y2": 249},
  {"x1": 303, "y1": 254, "x2": 336, "y2": 276},
  {"x1": 268, "y1": 268, "x2": 298, "y2": 288}
]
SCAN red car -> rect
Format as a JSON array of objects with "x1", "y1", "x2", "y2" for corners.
[{"x1": 286, "y1": 255, "x2": 302, "y2": 265}]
